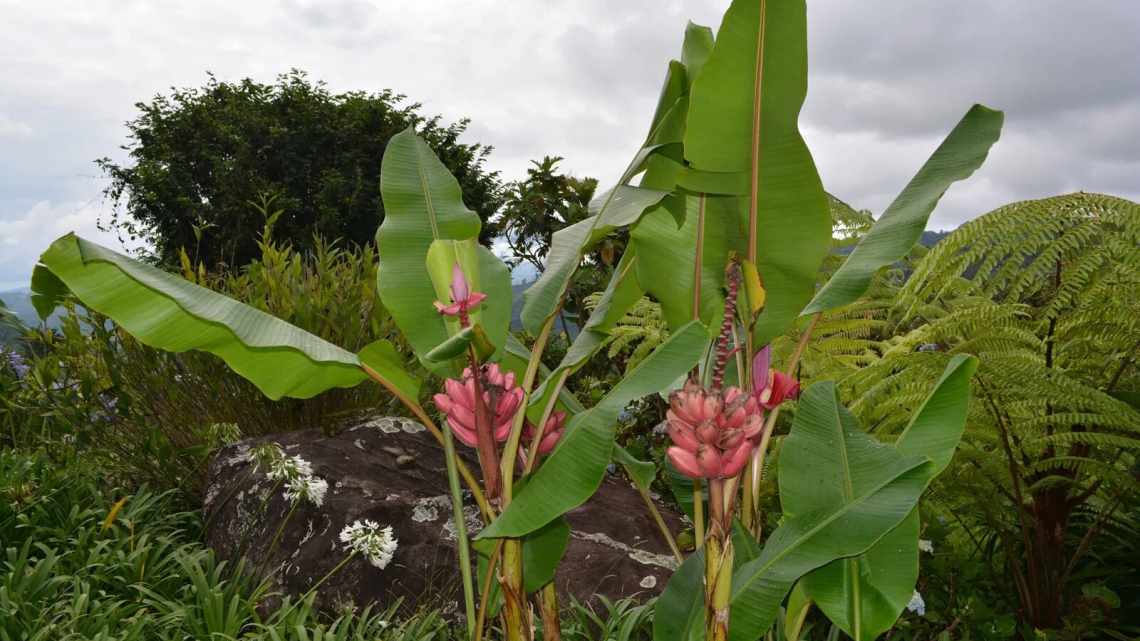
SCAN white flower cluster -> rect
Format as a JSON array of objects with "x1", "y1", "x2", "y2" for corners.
[
  {"x1": 251, "y1": 443, "x2": 325, "y2": 507},
  {"x1": 284, "y1": 476, "x2": 328, "y2": 507},
  {"x1": 906, "y1": 590, "x2": 926, "y2": 616},
  {"x1": 339, "y1": 519, "x2": 398, "y2": 569},
  {"x1": 918, "y1": 539, "x2": 934, "y2": 554}
]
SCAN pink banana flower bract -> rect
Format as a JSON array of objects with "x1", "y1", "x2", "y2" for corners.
[
  {"x1": 665, "y1": 380, "x2": 763, "y2": 479},
  {"x1": 433, "y1": 262, "x2": 487, "y2": 322},
  {"x1": 432, "y1": 363, "x2": 523, "y2": 449}
]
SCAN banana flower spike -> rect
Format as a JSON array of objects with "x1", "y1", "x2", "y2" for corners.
[{"x1": 433, "y1": 262, "x2": 487, "y2": 326}]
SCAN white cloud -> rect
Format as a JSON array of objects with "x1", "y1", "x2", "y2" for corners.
[
  {"x1": 0, "y1": 200, "x2": 139, "y2": 290},
  {"x1": 0, "y1": 114, "x2": 32, "y2": 139},
  {"x1": 0, "y1": 0, "x2": 1137, "y2": 287}
]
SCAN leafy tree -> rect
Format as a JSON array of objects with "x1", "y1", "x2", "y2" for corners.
[
  {"x1": 97, "y1": 70, "x2": 502, "y2": 269},
  {"x1": 500, "y1": 156, "x2": 606, "y2": 335},
  {"x1": 499, "y1": 156, "x2": 599, "y2": 273}
]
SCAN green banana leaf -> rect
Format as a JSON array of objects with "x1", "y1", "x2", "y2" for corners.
[
  {"x1": 520, "y1": 185, "x2": 669, "y2": 335},
  {"x1": 557, "y1": 217, "x2": 646, "y2": 371},
  {"x1": 357, "y1": 339, "x2": 420, "y2": 402},
  {"x1": 800, "y1": 355, "x2": 977, "y2": 640},
  {"x1": 653, "y1": 549, "x2": 706, "y2": 641},
  {"x1": 478, "y1": 320, "x2": 708, "y2": 539},
  {"x1": 473, "y1": 515, "x2": 570, "y2": 596},
  {"x1": 376, "y1": 127, "x2": 511, "y2": 373},
  {"x1": 803, "y1": 106, "x2": 1004, "y2": 315},
  {"x1": 650, "y1": 378, "x2": 952, "y2": 641},
  {"x1": 525, "y1": 246, "x2": 645, "y2": 424},
  {"x1": 683, "y1": 0, "x2": 830, "y2": 346},
  {"x1": 631, "y1": 194, "x2": 737, "y2": 330},
  {"x1": 32, "y1": 234, "x2": 366, "y2": 400},
  {"x1": 520, "y1": 19, "x2": 717, "y2": 339}
]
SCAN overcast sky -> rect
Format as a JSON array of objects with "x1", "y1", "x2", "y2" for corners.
[{"x1": 1, "y1": 1, "x2": 1137, "y2": 290}]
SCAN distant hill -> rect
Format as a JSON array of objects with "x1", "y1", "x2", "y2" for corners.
[
  {"x1": 0, "y1": 289, "x2": 34, "y2": 344},
  {"x1": 920, "y1": 230, "x2": 952, "y2": 247},
  {"x1": 0, "y1": 288, "x2": 36, "y2": 324}
]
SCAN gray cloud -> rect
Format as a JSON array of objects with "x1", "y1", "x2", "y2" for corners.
[{"x1": 0, "y1": 0, "x2": 1137, "y2": 290}]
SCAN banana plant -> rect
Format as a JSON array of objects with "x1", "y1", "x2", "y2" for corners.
[
  {"x1": 487, "y1": 0, "x2": 1001, "y2": 640},
  {"x1": 29, "y1": 1, "x2": 1005, "y2": 640},
  {"x1": 30, "y1": 124, "x2": 705, "y2": 641}
]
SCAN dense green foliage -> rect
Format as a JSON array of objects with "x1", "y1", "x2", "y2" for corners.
[
  {"x1": 5, "y1": 0, "x2": 1136, "y2": 636},
  {"x1": 843, "y1": 193, "x2": 1140, "y2": 635},
  {"x1": 6, "y1": 233, "x2": 409, "y2": 492},
  {"x1": 97, "y1": 70, "x2": 503, "y2": 269}
]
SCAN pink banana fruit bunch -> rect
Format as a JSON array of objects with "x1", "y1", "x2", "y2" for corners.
[
  {"x1": 666, "y1": 380, "x2": 765, "y2": 479},
  {"x1": 433, "y1": 363, "x2": 522, "y2": 448},
  {"x1": 523, "y1": 410, "x2": 567, "y2": 458},
  {"x1": 432, "y1": 364, "x2": 566, "y2": 456}
]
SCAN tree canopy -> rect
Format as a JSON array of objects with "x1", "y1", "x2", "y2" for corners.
[{"x1": 98, "y1": 70, "x2": 503, "y2": 268}]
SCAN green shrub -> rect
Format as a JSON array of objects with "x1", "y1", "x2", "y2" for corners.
[{"x1": 9, "y1": 233, "x2": 418, "y2": 494}]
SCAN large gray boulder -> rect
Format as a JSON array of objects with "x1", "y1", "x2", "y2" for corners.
[{"x1": 203, "y1": 414, "x2": 684, "y2": 617}]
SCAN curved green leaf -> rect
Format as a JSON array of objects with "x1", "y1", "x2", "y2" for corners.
[
  {"x1": 377, "y1": 127, "x2": 510, "y2": 373},
  {"x1": 357, "y1": 339, "x2": 419, "y2": 401},
  {"x1": 684, "y1": 0, "x2": 830, "y2": 345},
  {"x1": 424, "y1": 324, "x2": 494, "y2": 363},
  {"x1": 520, "y1": 185, "x2": 668, "y2": 334},
  {"x1": 895, "y1": 354, "x2": 979, "y2": 473},
  {"x1": 521, "y1": 21, "x2": 714, "y2": 338},
  {"x1": 803, "y1": 106, "x2": 1004, "y2": 315},
  {"x1": 525, "y1": 246, "x2": 644, "y2": 424},
  {"x1": 631, "y1": 194, "x2": 737, "y2": 331},
  {"x1": 653, "y1": 549, "x2": 706, "y2": 641},
  {"x1": 478, "y1": 321, "x2": 708, "y2": 539},
  {"x1": 34, "y1": 234, "x2": 364, "y2": 400},
  {"x1": 801, "y1": 512, "x2": 919, "y2": 641},
  {"x1": 614, "y1": 445, "x2": 656, "y2": 490},
  {"x1": 521, "y1": 516, "x2": 570, "y2": 593},
  {"x1": 29, "y1": 264, "x2": 67, "y2": 322},
  {"x1": 725, "y1": 381, "x2": 935, "y2": 641},
  {"x1": 784, "y1": 581, "x2": 813, "y2": 641},
  {"x1": 801, "y1": 355, "x2": 977, "y2": 641}
]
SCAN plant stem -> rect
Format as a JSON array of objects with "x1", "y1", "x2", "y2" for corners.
[
  {"x1": 258, "y1": 499, "x2": 299, "y2": 576},
  {"x1": 635, "y1": 483, "x2": 684, "y2": 563},
  {"x1": 747, "y1": 313, "x2": 820, "y2": 538},
  {"x1": 442, "y1": 419, "x2": 477, "y2": 640},
  {"x1": 693, "y1": 194, "x2": 707, "y2": 320},
  {"x1": 272, "y1": 551, "x2": 358, "y2": 623},
  {"x1": 474, "y1": 539, "x2": 504, "y2": 641},
  {"x1": 524, "y1": 370, "x2": 568, "y2": 475},
  {"x1": 500, "y1": 538, "x2": 529, "y2": 641},
  {"x1": 704, "y1": 519, "x2": 734, "y2": 641},
  {"x1": 502, "y1": 312, "x2": 558, "y2": 499},
  {"x1": 693, "y1": 479, "x2": 706, "y2": 550},
  {"x1": 539, "y1": 582, "x2": 562, "y2": 641}
]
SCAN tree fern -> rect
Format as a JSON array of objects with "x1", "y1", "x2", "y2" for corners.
[
  {"x1": 582, "y1": 293, "x2": 669, "y2": 374},
  {"x1": 845, "y1": 192, "x2": 1140, "y2": 628}
]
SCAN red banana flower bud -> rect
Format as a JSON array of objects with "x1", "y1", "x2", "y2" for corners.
[{"x1": 751, "y1": 344, "x2": 801, "y2": 410}]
